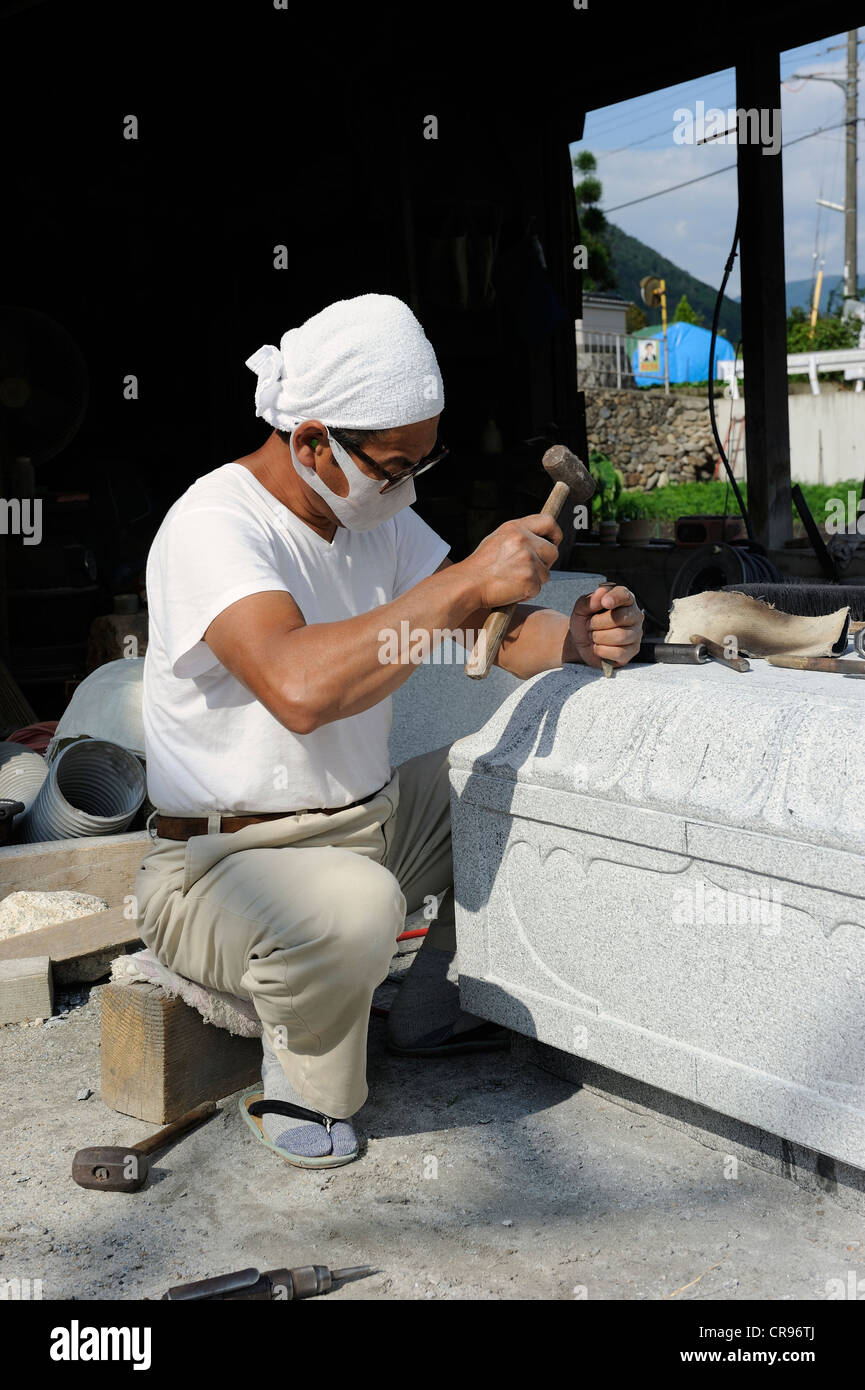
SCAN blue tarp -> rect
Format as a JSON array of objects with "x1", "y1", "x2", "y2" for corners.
[{"x1": 631, "y1": 321, "x2": 735, "y2": 385}]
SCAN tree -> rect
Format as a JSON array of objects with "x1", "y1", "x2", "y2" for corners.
[
  {"x1": 573, "y1": 150, "x2": 617, "y2": 293},
  {"x1": 672, "y1": 293, "x2": 704, "y2": 326},
  {"x1": 626, "y1": 303, "x2": 647, "y2": 332},
  {"x1": 786, "y1": 312, "x2": 860, "y2": 353}
]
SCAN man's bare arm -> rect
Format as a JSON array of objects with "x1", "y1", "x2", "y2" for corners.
[
  {"x1": 436, "y1": 558, "x2": 643, "y2": 678},
  {"x1": 203, "y1": 514, "x2": 561, "y2": 734}
]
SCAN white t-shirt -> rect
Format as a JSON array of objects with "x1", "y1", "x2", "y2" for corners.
[{"x1": 142, "y1": 462, "x2": 450, "y2": 814}]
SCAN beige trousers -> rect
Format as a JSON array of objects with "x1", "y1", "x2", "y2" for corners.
[{"x1": 134, "y1": 746, "x2": 455, "y2": 1119}]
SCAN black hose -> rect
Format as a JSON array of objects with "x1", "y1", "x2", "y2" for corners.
[{"x1": 708, "y1": 214, "x2": 755, "y2": 544}]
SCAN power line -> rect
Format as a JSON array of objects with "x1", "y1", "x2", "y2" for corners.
[
  {"x1": 576, "y1": 41, "x2": 831, "y2": 144},
  {"x1": 601, "y1": 117, "x2": 863, "y2": 213},
  {"x1": 585, "y1": 79, "x2": 733, "y2": 140},
  {"x1": 578, "y1": 46, "x2": 839, "y2": 156},
  {"x1": 595, "y1": 80, "x2": 736, "y2": 159},
  {"x1": 581, "y1": 69, "x2": 753, "y2": 139}
]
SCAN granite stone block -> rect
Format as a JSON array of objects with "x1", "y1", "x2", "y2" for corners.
[
  {"x1": 388, "y1": 571, "x2": 605, "y2": 766},
  {"x1": 449, "y1": 658, "x2": 865, "y2": 1169}
]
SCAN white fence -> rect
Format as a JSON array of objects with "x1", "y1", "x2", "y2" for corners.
[
  {"x1": 718, "y1": 348, "x2": 865, "y2": 397},
  {"x1": 575, "y1": 330, "x2": 635, "y2": 389}
]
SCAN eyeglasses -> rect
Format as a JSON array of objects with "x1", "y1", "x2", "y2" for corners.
[{"x1": 328, "y1": 428, "x2": 450, "y2": 494}]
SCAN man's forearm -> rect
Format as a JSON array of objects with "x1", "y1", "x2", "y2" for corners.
[
  {"x1": 471, "y1": 604, "x2": 580, "y2": 679},
  {"x1": 274, "y1": 562, "x2": 483, "y2": 730}
]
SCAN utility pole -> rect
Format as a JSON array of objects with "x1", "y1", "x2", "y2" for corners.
[
  {"x1": 795, "y1": 29, "x2": 860, "y2": 304},
  {"x1": 845, "y1": 29, "x2": 858, "y2": 302}
]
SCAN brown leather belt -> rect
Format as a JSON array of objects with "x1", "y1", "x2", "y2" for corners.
[{"x1": 155, "y1": 783, "x2": 388, "y2": 842}]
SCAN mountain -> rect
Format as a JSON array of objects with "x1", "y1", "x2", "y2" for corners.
[
  {"x1": 605, "y1": 223, "x2": 742, "y2": 342},
  {"x1": 730, "y1": 275, "x2": 845, "y2": 315},
  {"x1": 775, "y1": 274, "x2": 842, "y2": 316}
]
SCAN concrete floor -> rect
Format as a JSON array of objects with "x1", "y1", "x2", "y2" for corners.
[{"x1": 1, "y1": 981, "x2": 863, "y2": 1302}]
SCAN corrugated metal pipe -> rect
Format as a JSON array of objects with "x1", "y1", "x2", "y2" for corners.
[
  {"x1": 0, "y1": 740, "x2": 49, "y2": 817},
  {"x1": 20, "y1": 738, "x2": 146, "y2": 843}
]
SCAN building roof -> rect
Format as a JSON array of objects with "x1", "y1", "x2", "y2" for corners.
[{"x1": 582, "y1": 293, "x2": 632, "y2": 307}]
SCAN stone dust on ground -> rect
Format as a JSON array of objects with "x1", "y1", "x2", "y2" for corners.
[{"x1": 1, "y1": 981, "x2": 862, "y2": 1302}]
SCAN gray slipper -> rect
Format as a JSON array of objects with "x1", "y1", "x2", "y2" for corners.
[
  {"x1": 387, "y1": 937, "x2": 509, "y2": 1055},
  {"x1": 239, "y1": 1086, "x2": 359, "y2": 1169},
  {"x1": 387, "y1": 1019, "x2": 510, "y2": 1057}
]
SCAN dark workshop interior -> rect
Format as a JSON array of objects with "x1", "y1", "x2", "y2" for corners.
[{"x1": 1, "y1": 0, "x2": 863, "y2": 720}]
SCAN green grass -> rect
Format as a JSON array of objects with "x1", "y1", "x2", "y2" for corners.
[{"x1": 614, "y1": 479, "x2": 862, "y2": 523}]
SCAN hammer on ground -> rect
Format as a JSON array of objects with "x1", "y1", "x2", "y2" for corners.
[
  {"x1": 465, "y1": 445, "x2": 596, "y2": 680},
  {"x1": 72, "y1": 1101, "x2": 218, "y2": 1193}
]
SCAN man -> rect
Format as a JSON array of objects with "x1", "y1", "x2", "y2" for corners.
[{"x1": 135, "y1": 293, "x2": 643, "y2": 1169}]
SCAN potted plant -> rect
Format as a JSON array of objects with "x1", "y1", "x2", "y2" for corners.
[
  {"x1": 618, "y1": 505, "x2": 658, "y2": 546},
  {"x1": 589, "y1": 450, "x2": 623, "y2": 544},
  {"x1": 599, "y1": 497, "x2": 619, "y2": 545}
]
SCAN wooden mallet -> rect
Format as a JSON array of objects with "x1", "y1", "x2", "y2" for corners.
[
  {"x1": 72, "y1": 1101, "x2": 218, "y2": 1193},
  {"x1": 465, "y1": 445, "x2": 596, "y2": 680}
]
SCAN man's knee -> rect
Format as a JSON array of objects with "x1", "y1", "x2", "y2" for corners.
[{"x1": 317, "y1": 854, "x2": 405, "y2": 966}]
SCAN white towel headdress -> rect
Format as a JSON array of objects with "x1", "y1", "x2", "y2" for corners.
[{"x1": 245, "y1": 293, "x2": 444, "y2": 432}]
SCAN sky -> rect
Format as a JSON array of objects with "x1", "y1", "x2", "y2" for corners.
[{"x1": 570, "y1": 31, "x2": 862, "y2": 301}]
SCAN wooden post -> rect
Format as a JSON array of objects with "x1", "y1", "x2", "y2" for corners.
[
  {"x1": 0, "y1": 956, "x2": 53, "y2": 1025},
  {"x1": 101, "y1": 980, "x2": 262, "y2": 1124},
  {"x1": 735, "y1": 48, "x2": 793, "y2": 550},
  {"x1": 545, "y1": 128, "x2": 584, "y2": 568}
]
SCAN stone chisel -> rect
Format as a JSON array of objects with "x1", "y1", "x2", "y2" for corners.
[
  {"x1": 161, "y1": 1263, "x2": 375, "y2": 1300},
  {"x1": 766, "y1": 655, "x2": 865, "y2": 677},
  {"x1": 689, "y1": 633, "x2": 751, "y2": 672},
  {"x1": 465, "y1": 445, "x2": 595, "y2": 680}
]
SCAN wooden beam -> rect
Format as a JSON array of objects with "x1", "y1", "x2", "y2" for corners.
[
  {"x1": 0, "y1": 830, "x2": 149, "y2": 905},
  {"x1": 0, "y1": 905, "x2": 138, "y2": 967},
  {"x1": 735, "y1": 48, "x2": 793, "y2": 550},
  {"x1": 0, "y1": 956, "x2": 53, "y2": 1025},
  {"x1": 0, "y1": 831, "x2": 150, "y2": 984}
]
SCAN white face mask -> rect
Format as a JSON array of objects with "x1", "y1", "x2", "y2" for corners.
[{"x1": 289, "y1": 428, "x2": 416, "y2": 532}]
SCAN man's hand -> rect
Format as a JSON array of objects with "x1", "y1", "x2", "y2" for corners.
[
  {"x1": 459, "y1": 514, "x2": 562, "y2": 611},
  {"x1": 565, "y1": 583, "x2": 643, "y2": 670}
]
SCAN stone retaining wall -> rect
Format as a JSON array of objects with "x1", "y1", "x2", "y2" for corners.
[{"x1": 585, "y1": 389, "x2": 719, "y2": 490}]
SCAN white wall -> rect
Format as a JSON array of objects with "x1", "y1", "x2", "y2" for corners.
[
  {"x1": 577, "y1": 300, "x2": 629, "y2": 336},
  {"x1": 787, "y1": 392, "x2": 865, "y2": 485},
  {"x1": 712, "y1": 392, "x2": 865, "y2": 485}
]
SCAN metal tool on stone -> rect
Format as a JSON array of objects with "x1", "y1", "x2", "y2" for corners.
[
  {"x1": 71, "y1": 1101, "x2": 218, "y2": 1192},
  {"x1": 689, "y1": 633, "x2": 751, "y2": 673},
  {"x1": 648, "y1": 641, "x2": 709, "y2": 665},
  {"x1": 766, "y1": 655, "x2": 865, "y2": 678},
  {"x1": 161, "y1": 1263, "x2": 375, "y2": 1300},
  {"x1": 465, "y1": 444, "x2": 595, "y2": 680}
]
